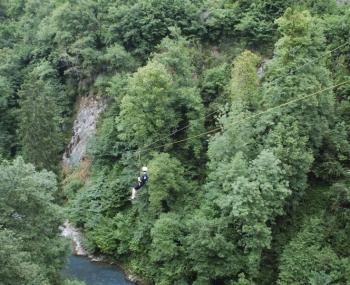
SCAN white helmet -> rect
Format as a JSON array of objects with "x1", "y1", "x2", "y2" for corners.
[{"x1": 142, "y1": 166, "x2": 148, "y2": 172}]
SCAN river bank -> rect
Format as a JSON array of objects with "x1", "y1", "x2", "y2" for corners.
[
  {"x1": 60, "y1": 95, "x2": 147, "y2": 285},
  {"x1": 60, "y1": 221, "x2": 146, "y2": 285}
]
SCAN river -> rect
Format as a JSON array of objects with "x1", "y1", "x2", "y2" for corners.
[
  {"x1": 62, "y1": 255, "x2": 136, "y2": 285},
  {"x1": 61, "y1": 96, "x2": 137, "y2": 285}
]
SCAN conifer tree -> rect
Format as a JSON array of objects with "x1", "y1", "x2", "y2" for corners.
[
  {"x1": 0, "y1": 75, "x2": 15, "y2": 157},
  {"x1": 19, "y1": 74, "x2": 62, "y2": 172},
  {"x1": 229, "y1": 50, "x2": 261, "y2": 109},
  {"x1": 260, "y1": 8, "x2": 336, "y2": 193}
]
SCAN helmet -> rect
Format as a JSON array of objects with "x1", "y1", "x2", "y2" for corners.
[{"x1": 142, "y1": 166, "x2": 148, "y2": 172}]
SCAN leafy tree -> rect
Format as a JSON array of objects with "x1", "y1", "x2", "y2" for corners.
[
  {"x1": 200, "y1": 63, "x2": 229, "y2": 107},
  {"x1": 0, "y1": 157, "x2": 69, "y2": 284},
  {"x1": 0, "y1": 46, "x2": 24, "y2": 92},
  {"x1": 263, "y1": 121, "x2": 314, "y2": 196},
  {"x1": 37, "y1": 0, "x2": 109, "y2": 93},
  {"x1": 236, "y1": 0, "x2": 280, "y2": 45},
  {"x1": 116, "y1": 35, "x2": 205, "y2": 157},
  {"x1": 228, "y1": 50, "x2": 261, "y2": 109},
  {"x1": 18, "y1": 73, "x2": 62, "y2": 172},
  {"x1": 2, "y1": 1, "x2": 348, "y2": 284},
  {"x1": 203, "y1": 0, "x2": 294, "y2": 45},
  {"x1": 146, "y1": 153, "x2": 190, "y2": 215},
  {"x1": 324, "y1": 7, "x2": 350, "y2": 70},
  {"x1": 152, "y1": 34, "x2": 205, "y2": 157},
  {"x1": 260, "y1": 8, "x2": 337, "y2": 191},
  {"x1": 184, "y1": 146, "x2": 289, "y2": 282},
  {"x1": 30, "y1": 61, "x2": 70, "y2": 117},
  {"x1": 0, "y1": 228, "x2": 48, "y2": 285},
  {"x1": 327, "y1": 181, "x2": 350, "y2": 257},
  {"x1": 308, "y1": 271, "x2": 333, "y2": 285},
  {"x1": 304, "y1": 0, "x2": 337, "y2": 15},
  {"x1": 231, "y1": 273, "x2": 256, "y2": 285},
  {"x1": 200, "y1": 1, "x2": 240, "y2": 43},
  {"x1": 149, "y1": 213, "x2": 186, "y2": 285},
  {"x1": 0, "y1": 48, "x2": 24, "y2": 158},
  {"x1": 184, "y1": 213, "x2": 241, "y2": 283},
  {"x1": 89, "y1": 109, "x2": 124, "y2": 163},
  {"x1": 93, "y1": 211, "x2": 136, "y2": 257},
  {"x1": 106, "y1": 0, "x2": 204, "y2": 59},
  {"x1": 277, "y1": 217, "x2": 350, "y2": 285},
  {"x1": 116, "y1": 61, "x2": 178, "y2": 149},
  {"x1": 0, "y1": 75, "x2": 15, "y2": 157},
  {"x1": 100, "y1": 43, "x2": 138, "y2": 74},
  {"x1": 182, "y1": 43, "x2": 288, "y2": 282},
  {"x1": 0, "y1": 0, "x2": 25, "y2": 20}
]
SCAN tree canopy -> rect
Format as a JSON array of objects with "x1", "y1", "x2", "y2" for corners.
[{"x1": 1, "y1": 1, "x2": 350, "y2": 285}]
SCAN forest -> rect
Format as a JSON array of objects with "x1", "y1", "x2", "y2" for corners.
[{"x1": 0, "y1": 0, "x2": 350, "y2": 284}]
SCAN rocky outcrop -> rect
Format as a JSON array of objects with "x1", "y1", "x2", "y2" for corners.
[
  {"x1": 257, "y1": 58, "x2": 270, "y2": 79},
  {"x1": 63, "y1": 96, "x2": 107, "y2": 167},
  {"x1": 61, "y1": 94, "x2": 145, "y2": 284},
  {"x1": 60, "y1": 221, "x2": 88, "y2": 256},
  {"x1": 336, "y1": 0, "x2": 350, "y2": 5}
]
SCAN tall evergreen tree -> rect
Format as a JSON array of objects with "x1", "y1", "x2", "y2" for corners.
[
  {"x1": 0, "y1": 75, "x2": 15, "y2": 157},
  {"x1": 259, "y1": 8, "x2": 338, "y2": 194},
  {"x1": 19, "y1": 73, "x2": 62, "y2": 172},
  {"x1": 229, "y1": 50, "x2": 261, "y2": 109}
]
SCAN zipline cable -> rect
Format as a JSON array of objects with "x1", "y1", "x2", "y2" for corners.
[
  {"x1": 268, "y1": 40, "x2": 350, "y2": 84},
  {"x1": 138, "y1": 40, "x2": 350, "y2": 153},
  {"x1": 140, "y1": 108, "x2": 220, "y2": 151},
  {"x1": 137, "y1": 79, "x2": 350, "y2": 155}
]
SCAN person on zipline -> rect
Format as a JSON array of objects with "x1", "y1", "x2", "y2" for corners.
[{"x1": 131, "y1": 166, "x2": 148, "y2": 200}]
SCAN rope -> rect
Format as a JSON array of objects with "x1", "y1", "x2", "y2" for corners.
[
  {"x1": 140, "y1": 108, "x2": 220, "y2": 151},
  {"x1": 138, "y1": 151, "x2": 141, "y2": 167},
  {"x1": 137, "y1": 79, "x2": 350, "y2": 155},
  {"x1": 268, "y1": 40, "x2": 350, "y2": 84},
  {"x1": 138, "y1": 40, "x2": 350, "y2": 153}
]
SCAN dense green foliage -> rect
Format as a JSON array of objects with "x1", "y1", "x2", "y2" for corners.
[
  {"x1": 0, "y1": 157, "x2": 69, "y2": 284},
  {"x1": 19, "y1": 72, "x2": 62, "y2": 172},
  {"x1": 1, "y1": 0, "x2": 350, "y2": 284}
]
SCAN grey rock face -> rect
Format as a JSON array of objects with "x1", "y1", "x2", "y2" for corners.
[
  {"x1": 257, "y1": 58, "x2": 271, "y2": 79},
  {"x1": 60, "y1": 221, "x2": 87, "y2": 256},
  {"x1": 63, "y1": 96, "x2": 106, "y2": 167},
  {"x1": 336, "y1": 0, "x2": 350, "y2": 5}
]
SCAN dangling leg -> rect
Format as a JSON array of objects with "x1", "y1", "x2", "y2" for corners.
[{"x1": 131, "y1": 187, "x2": 136, "y2": 200}]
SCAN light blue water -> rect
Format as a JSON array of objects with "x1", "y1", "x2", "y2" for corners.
[{"x1": 62, "y1": 256, "x2": 136, "y2": 285}]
